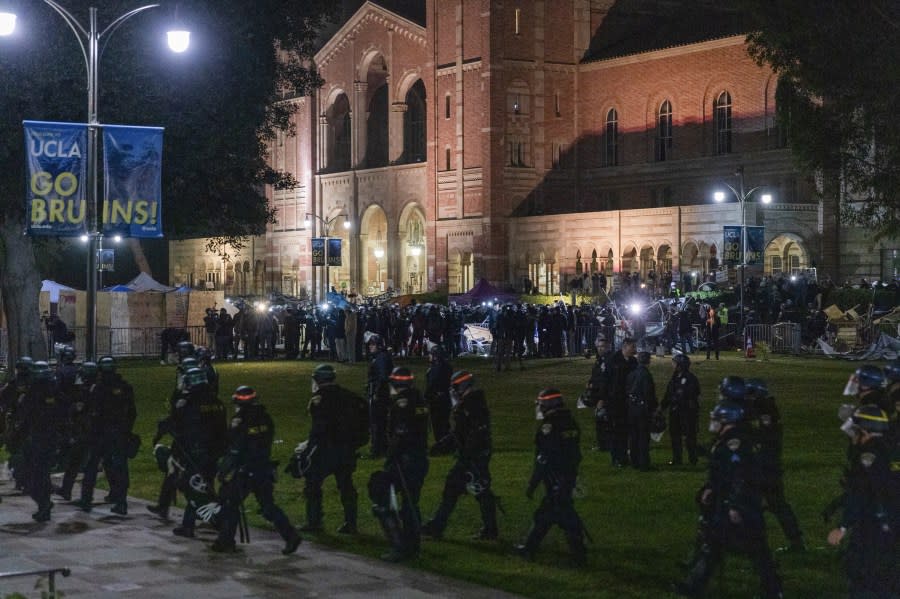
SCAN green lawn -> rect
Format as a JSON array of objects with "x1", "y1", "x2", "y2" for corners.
[{"x1": 120, "y1": 351, "x2": 861, "y2": 598}]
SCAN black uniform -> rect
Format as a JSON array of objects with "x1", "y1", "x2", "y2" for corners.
[
  {"x1": 214, "y1": 401, "x2": 300, "y2": 552},
  {"x1": 370, "y1": 387, "x2": 429, "y2": 561},
  {"x1": 302, "y1": 383, "x2": 361, "y2": 532},
  {"x1": 678, "y1": 425, "x2": 783, "y2": 598},
  {"x1": 80, "y1": 371, "x2": 136, "y2": 513},
  {"x1": 661, "y1": 369, "x2": 701, "y2": 465},
  {"x1": 424, "y1": 354, "x2": 453, "y2": 444},
  {"x1": 586, "y1": 348, "x2": 614, "y2": 451},
  {"x1": 754, "y1": 397, "x2": 804, "y2": 550},
  {"x1": 608, "y1": 350, "x2": 636, "y2": 466},
  {"x1": 518, "y1": 407, "x2": 586, "y2": 564},
  {"x1": 625, "y1": 361, "x2": 657, "y2": 471},
  {"x1": 367, "y1": 347, "x2": 394, "y2": 458},
  {"x1": 0, "y1": 377, "x2": 31, "y2": 491},
  {"x1": 56, "y1": 369, "x2": 98, "y2": 500},
  {"x1": 836, "y1": 436, "x2": 899, "y2": 596},
  {"x1": 423, "y1": 388, "x2": 498, "y2": 539},
  {"x1": 23, "y1": 376, "x2": 65, "y2": 519}
]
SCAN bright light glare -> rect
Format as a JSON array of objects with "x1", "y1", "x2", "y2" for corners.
[
  {"x1": 713, "y1": 191, "x2": 726, "y2": 202},
  {"x1": 629, "y1": 303, "x2": 642, "y2": 314},
  {"x1": 255, "y1": 302, "x2": 267, "y2": 313},
  {"x1": 319, "y1": 303, "x2": 329, "y2": 311},
  {"x1": 113, "y1": 235, "x2": 122, "y2": 243},
  {"x1": 0, "y1": 12, "x2": 15, "y2": 36},
  {"x1": 760, "y1": 193, "x2": 773, "y2": 204},
  {"x1": 342, "y1": 220, "x2": 351, "y2": 230},
  {"x1": 80, "y1": 234, "x2": 90, "y2": 243},
  {"x1": 410, "y1": 246, "x2": 421, "y2": 257},
  {"x1": 167, "y1": 29, "x2": 190, "y2": 53},
  {"x1": 374, "y1": 247, "x2": 384, "y2": 259},
  {"x1": 303, "y1": 218, "x2": 312, "y2": 228}
]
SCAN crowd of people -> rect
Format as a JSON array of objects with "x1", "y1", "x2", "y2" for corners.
[{"x1": 0, "y1": 334, "x2": 897, "y2": 597}]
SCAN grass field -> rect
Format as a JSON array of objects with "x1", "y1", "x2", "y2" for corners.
[{"x1": 117, "y1": 350, "x2": 866, "y2": 598}]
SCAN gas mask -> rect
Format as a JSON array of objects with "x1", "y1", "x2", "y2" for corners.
[
  {"x1": 535, "y1": 403, "x2": 545, "y2": 421},
  {"x1": 842, "y1": 374, "x2": 859, "y2": 397},
  {"x1": 311, "y1": 380, "x2": 319, "y2": 394},
  {"x1": 840, "y1": 417, "x2": 859, "y2": 441},
  {"x1": 449, "y1": 388, "x2": 461, "y2": 408}
]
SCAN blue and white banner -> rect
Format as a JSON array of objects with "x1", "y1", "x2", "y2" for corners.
[
  {"x1": 745, "y1": 226, "x2": 765, "y2": 266},
  {"x1": 24, "y1": 120, "x2": 88, "y2": 236},
  {"x1": 723, "y1": 226, "x2": 742, "y2": 266},
  {"x1": 326, "y1": 238, "x2": 342, "y2": 266},
  {"x1": 311, "y1": 238, "x2": 325, "y2": 266},
  {"x1": 103, "y1": 125, "x2": 164, "y2": 238}
]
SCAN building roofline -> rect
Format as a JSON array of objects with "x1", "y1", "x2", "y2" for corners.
[
  {"x1": 580, "y1": 33, "x2": 749, "y2": 71},
  {"x1": 315, "y1": 0, "x2": 426, "y2": 67}
]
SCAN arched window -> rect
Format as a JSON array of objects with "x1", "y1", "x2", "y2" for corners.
[
  {"x1": 655, "y1": 99, "x2": 673, "y2": 162},
  {"x1": 715, "y1": 91, "x2": 732, "y2": 154},
  {"x1": 403, "y1": 80, "x2": 426, "y2": 163},
  {"x1": 366, "y1": 84, "x2": 389, "y2": 167},
  {"x1": 605, "y1": 108, "x2": 618, "y2": 167},
  {"x1": 328, "y1": 94, "x2": 351, "y2": 171}
]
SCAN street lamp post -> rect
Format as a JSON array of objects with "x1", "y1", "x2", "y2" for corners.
[
  {"x1": 1, "y1": 2, "x2": 189, "y2": 360},
  {"x1": 714, "y1": 165, "x2": 772, "y2": 337},
  {"x1": 304, "y1": 212, "x2": 351, "y2": 301}
]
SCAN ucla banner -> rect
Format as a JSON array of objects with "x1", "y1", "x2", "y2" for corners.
[
  {"x1": 327, "y1": 238, "x2": 342, "y2": 266},
  {"x1": 311, "y1": 238, "x2": 325, "y2": 266},
  {"x1": 103, "y1": 125, "x2": 164, "y2": 238},
  {"x1": 24, "y1": 121, "x2": 88, "y2": 236},
  {"x1": 745, "y1": 226, "x2": 765, "y2": 266},
  {"x1": 723, "y1": 226, "x2": 742, "y2": 266}
]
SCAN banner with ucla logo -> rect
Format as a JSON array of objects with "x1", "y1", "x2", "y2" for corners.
[
  {"x1": 24, "y1": 121, "x2": 88, "y2": 236},
  {"x1": 326, "y1": 238, "x2": 342, "y2": 266},
  {"x1": 103, "y1": 125, "x2": 164, "y2": 238}
]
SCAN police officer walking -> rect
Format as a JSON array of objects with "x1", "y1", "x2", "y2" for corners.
[
  {"x1": 366, "y1": 334, "x2": 394, "y2": 458},
  {"x1": 674, "y1": 377, "x2": 783, "y2": 598},
  {"x1": 422, "y1": 370, "x2": 498, "y2": 541},
  {"x1": 584, "y1": 333, "x2": 614, "y2": 452},
  {"x1": 515, "y1": 389, "x2": 587, "y2": 566},
  {"x1": 745, "y1": 379, "x2": 805, "y2": 552},
  {"x1": 23, "y1": 361, "x2": 64, "y2": 521},
  {"x1": 608, "y1": 337, "x2": 637, "y2": 467},
  {"x1": 212, "y1": 386, "x2": 302, "y2": 554},
  {"x1": 1, "y1": 357, "x2": 33, "y2": 493},
  {"x1": 78, "y1": 356, "x2": 136, "y2": 515},
  {"x1": 625, "y1": 350, "x2": 657, "y2": 471},
  {"x1": 424, "y1": 345, "x2": 453, "y2": 445},
  {"x1": 298, "y1": 364, "x2": 362, "y2": 535},
  {"x1": 661, "y1": 353, "x2": 701, "y2": 466},
  {"x1": 368, "y1": 367, "x2": 429, "y2": 562},
  {"x1": 55, "y1": 361, "x2": 98, "y2": 501}
]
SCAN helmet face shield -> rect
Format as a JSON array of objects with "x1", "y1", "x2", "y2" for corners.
[
  {"x1": 708, "y1": 411, "x2": 722, "y2": 434},
  {"x1": 843, "y1": 374, "x2": 859, "y2": 397},
  {"x1": 535, "y1": 403, "x2": 544, "y2": 421}
]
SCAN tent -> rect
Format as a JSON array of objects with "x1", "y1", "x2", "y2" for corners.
[
  {"x1": 125, "y1": 272, "x2": 176, "y2": 293},
  {"x1": 103, "y1": 284, "x2": 134, "y2": 292},
  {"x1": 41, "y1": 280, "x2": 76, "y2": 303},
  {"x1": 451, "y1": 278, "x2": 519, "y2": 306}
]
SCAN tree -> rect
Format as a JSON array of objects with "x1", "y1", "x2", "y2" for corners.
[
  {"x1": 741, "y1": 0, "x2": 900, "y2": 240},
  {"x1": 0, "y1": 0, "x2": 337, "y2": 365}
]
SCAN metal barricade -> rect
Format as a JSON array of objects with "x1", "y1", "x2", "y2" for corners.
[{"x1": 0, "y1": 567, "x2": 70, "y2": 598}]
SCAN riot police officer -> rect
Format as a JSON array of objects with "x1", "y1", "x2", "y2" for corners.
[
  {"x1": 608, "y1": 337, "x2": 637, "y2": 467},
  {"x1": 674, "y1": 377, "x2": 783, "y2": 598},
  {"x1": 1, "y1": 357, "x2": 34, "y2": 492},
  {"x1": 626, "y1": 350, "x2": 657, "y2": 471},
  {"x1": 745, "y1": 379, "x2": 804, "y2": 552},
  {"x1": 195, "y1": 346, "x2": 219, "y2": 396},
  {"x1": 212, "y1": 386, "x2": 302, "y2": 554},
  {"x1": 422, "y1": 370, "x2": 498, "y2": 541},
  {"x1": 515, "y1": 389, "x2": 586, "y2": 566},
  {"x1": 366, "y1": 334, "x2": 394, "y2": 458},
  {"x1": 843, "y1": 364, "x2": 891, "y2": 415},
  {"x1": 23, "y1": 361, "x2": 64, "y2": 521},
  {"x1": 55, "y1": 361, "x2": 98, "y2": 501},
  {"x1": 368, "y1": 367, "x2": 429, "y2": 562},
  {"x1": 661, "y1": 353, "x2": 701, "y2": 466},
  {"x1": 424, "y1": 345, "x2": 453, "y2": 445},
  {"x1": 583, "y1": 333, "x2": 614, "y2": 452},
  {"x1": 78, "y1": 356, "x2": 136, "y2": 515},
  {"x1": 827, "y1": 404, "x2": 898, "y2": 596},
  {"x1": 298, "y1": 364, "x2": 362, "y2": 535}
]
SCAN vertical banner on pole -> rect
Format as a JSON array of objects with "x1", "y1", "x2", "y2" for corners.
[
  {"x1": 311, "y1": 238, "x2": 325, "y2": 266},
  {"x1": 23, "y1": 121, "x2": 88, "y2": 236},
  {"x1": 745, "y1": 226, "x2": 765, "y2": 266},
  {"x1": 102, "y1": 125, "x2": 164, "y2": 238},
  {"x1": 723, "y1": 226, "x2": 742, "y2": 266},
  {"x1": 327, "y1": 238, "x2": 342, "y2": 266}
]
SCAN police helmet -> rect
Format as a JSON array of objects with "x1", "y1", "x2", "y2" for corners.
[
  {"x1": 450, "y1": 370, "x2": 475, "y2": 396},
  {"x1": 183, "y1": 367, "x2": 209, "y2": 390},
  {"x1": 59, "y1": 345, "x2": 76, "y2": 364},
  {"x1": 429, "y1": 344, "x2": 447, "y2": 361},
  {"x1": 536, "y1": 388, "x2": 564, "y2": 411},
  {"x1": 719, "y1": 376, "x2": 746, "y2": 401},
  {"x1": 195, "y1": 346, "x2": 211, "y2": 362},
  {"x1": 179, "y1": 357, "x2": 199, "y2": 371},
  {"x1": 366, "y1": 333, "x2": 384, "y2": 349},
  {"x1": 672, "y1": 352, "x2": 690, "y2": 370},
  {"x1": 79, "y1": 361, "x2": 98, "y2": 378},
  {"x1": 15, "y1": 356, "x2": 34, "y2": 374},
  {"x1": 389, "y1": 366, "x2": 414, "y2": 389},
  {"x1": 177, "y1": 340, "x2": 196, "y2": 360},
  {"x1": 710, "y1": 400, "x2": 745, "y2": 425},
  {"x1": 851, "y1": 404, "x2": 890, "y2": 434},
  {"x1": 854, "y1": 364, "x2": 886, "y2": 391},
  {"x1": 232, "y1": 385, "x2": 258, "y2": 404},
  {"x1": 884, "y1": 359, "x2": 900, "y2": 383},
  {"x1": 312, "y1": 363, "x2": 336, "y2": 383},
  {"x1": 744, "y1": 378, "x2": 769, "y2": 399},
  {"x1": 98, "y1": 355, "x2": 116, "y2": 373},
  {"x1": 30, "y1": 360, "x2": 54, "y2": 382}
]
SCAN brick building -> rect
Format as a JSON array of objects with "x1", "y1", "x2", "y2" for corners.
[{"x1": 169, "y1": 1, "x2": 895, "y2": 298}]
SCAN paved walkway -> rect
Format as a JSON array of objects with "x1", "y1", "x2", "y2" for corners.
[{"x1": 0, "y1": 480, "x2": 518, "y2": 598}]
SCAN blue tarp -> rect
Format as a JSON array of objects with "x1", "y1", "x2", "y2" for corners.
[
  {"x1": 103, "y1": 284, "x2": 133, "y2": 292},
  {"x1": 326, "y1": 291, "x2": 350, "y2": 309}
]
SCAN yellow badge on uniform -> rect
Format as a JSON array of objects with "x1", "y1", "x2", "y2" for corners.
[
  {"x1": 541, "y1": 423, "x2": 553, "y2": 435},
  {"x1": 726, "y1": 438, "x2": 741, "y2": 451},
  {"x1": 860, "y1": 452, "x2": 876, "y2": 468}
]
